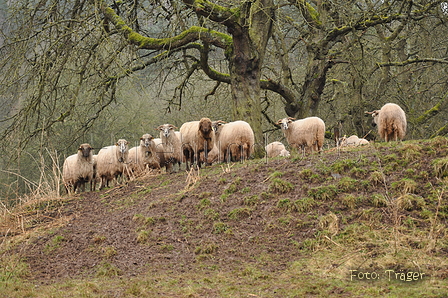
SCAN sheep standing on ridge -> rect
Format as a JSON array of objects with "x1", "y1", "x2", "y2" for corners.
[
  {"x1": 96, "y1": 139, "x2": 130, "y2": 189},
  {"x1": 277, "y1": 117, "x2": 325, "y2": 154},
  {"x1": 128, "y1": 134, "x2": 160, "y2": 177},
  {"x1": 366, "y1": 103, "x2": 407, "y2": 142},
  {"x1": 265, "y1": 141, "x2": 290, "y2": 158},
  {"x1": 156, "y1": 124, "x2": 182, "y2": 172},
  {"x1": 179, "y1": 118, "x2": 215, "y2": 170},
  {"x1": 62, "y1": 143, "x2": 95, "y2": 194},
  {"x1": 212, "y1": 120, "x2": 255, "y2": 162}
]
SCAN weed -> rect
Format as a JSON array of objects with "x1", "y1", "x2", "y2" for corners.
[
  {"x1": 318, "y1": 212, "x2": 339, "y2": 236},
  {"x1": 194, "y1": 243, "x2": 219, "y2": 255},
  {"x1": 337, "y1": 177, "x2": 358, "y2": 192},
  {"x1": 330, "y1": 159, "x2": 357, "y2": 174},
  {"x1": 197, "y1": 198, "x2": 211, "y2": 210},
  {"x1": 203, "y1": 208, "x2": 220, "y2": 220},
  {"x1": 240, "y1": 186, "x2": 251, "y2": 193},
  {"x1": 269, "y1": 178, "x2": 294, "y2": 193},
  {"x1": 160, "y1": 244, "x2": 174, "y2": 252},
  {"x1": 213, "y1": 222, "x2": 231, "y2": 234},
  {"x1": 269, "y1": 171, "x2": 284, "y2": 179},
  {"x1": 228, "y1": 207, "x2": 252, "y2": 220},
  {"x1": 432, "y1": 158, "x2": 448, "y2": 178},
  {"x1": 399, "y1": 143, "x2": 422, "y2": 162},
  {"x1": 136, "y1": 230, "x2": 150, "y2": 244},
  {"x1": 0, "y1": 255, "x2": 30, "y2": 281},
  {"x1": 349, "y1": 167, "x2": 367, "y2": 179},
  {"x1": 102, "y1": 246, "x2": 117, "y2": 258},
  {"x1": 369, "y1": 194, "x2": 389, "y2": 207},
  {"x1": 95, "y1": 261, "x2": 122, "y2": 277},
  {"x1": 391, "y1": 178, "x2": 417, "y2": 195},
  {"x1": 44, "y1": 235, "x2": 65, "y2": 253},
  {"x1": 308, "y1": 185, "x2": 338, "y2": 200},
  {"x1": 341, "y1": 194, "x2": 357, "y2": 210},
  {"x1": 198, "y1": 192, "x2": 212, "y2": 199},
  {"x1": 260, "y1": 192, "x2": 273, "y2": 200},
  {"x1": 298, "y1": 169, "x2": 313, "y2": 181},
  {"x1": 397, "y1": 194, "x2": 425, "y2": 211},
  {"x1": 293, "y1": 197, "x2": 317, "y2": 212},
  {"x1": 369, "y1": 171, "x2": 384, "y2": 186},
  {"x1": 276, "y1": 198, "x2": 291, "y2": 211},
  {"x1": 243, "y1": 195, "x2": 259, "y2": 206}
]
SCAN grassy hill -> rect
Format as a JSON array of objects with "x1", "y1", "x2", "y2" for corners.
[{"x1": 1, "y1": 138, "x2": 448, "y2": 297}]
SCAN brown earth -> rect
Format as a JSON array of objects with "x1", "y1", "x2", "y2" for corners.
[{"x1": 3, "y1": 139, "x2": 448, "y2": 286}]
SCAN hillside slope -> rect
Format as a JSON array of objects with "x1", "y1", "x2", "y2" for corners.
[{"x1": 1, "y1": 138, "x2": 448, "y2": 297}]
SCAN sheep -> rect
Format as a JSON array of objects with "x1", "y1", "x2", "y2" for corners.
[
  {"x1": 96, "y1": 139, "x2": 130, "y2": 189},
  {"x1": 210, "y1": 120, "x2": 255, "y2": 162},
  {"x1": 277, "y1": 117, "x2": 325, "y2": 154},
  {"x1": 62, "y1": 143, "x2": 95, "y2": 194},
  {"x1": 339, "y1": 135, "x2": 370, "y2": 147},
  {"x1": 128, "y1": 134, "x2": 160, "y2": 177},
  {"x1": 179, "y1": 118, "x2": 215, "y2": 170},
  {"x1": 265, "y1": 141, "x2": 290, "y2": 158},
  {"x1": 366, "y1": 103, "x2": 407, "y2": 142},
  {"x1": 156, "y1": 124, "x2": 183, "y2": 172}
]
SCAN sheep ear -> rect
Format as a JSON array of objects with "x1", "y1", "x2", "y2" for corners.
[
  {"x1": 156, "y1": 126, "x2": 162, "y2": 130},
  {"x1": 287, "y1": 117, "x2": 296, "y2": 121},
  {"x1": 365, "y1": 111, "x2": 374, "y2": 115},
  {"x1": 276, "y1": 119, "x2": 283, "y2": 125}
]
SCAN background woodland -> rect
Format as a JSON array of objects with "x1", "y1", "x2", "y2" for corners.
[{"x1": 0, "y1": 0, "x2": 447, "y2": 202}]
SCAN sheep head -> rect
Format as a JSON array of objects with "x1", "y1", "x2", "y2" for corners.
[
  {"x1": 277, "y1": 117, "x2": 295, "y2": 130},
  {"x1": 140, "y1": 134, "x2": 154, "y2": 148},
  {"x1": 199, "y1": 118, "x2": 213, "y2": 136},
  {"x1": 157, "y1": 124, "x2": 177, "y2": 138},
  {"x1": 365, "y1": 110, "x2": 380, "y2": 127},
  {"x1": 78, "y1": 143, "x2": 93, "y2": 158},
  {"x1": 211, "y1": 120, "x2": 226, "y2": 135}
]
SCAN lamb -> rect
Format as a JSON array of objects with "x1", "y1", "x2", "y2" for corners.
[
  {"x1": 179, "y1": 118, "x2": 215, "y2": 170},
  {"x1": 277, "y1": 117, "x2": 325, "y2": 154},
  {"x1": 96, "y1": 139, "x2": 130, "y2": 189},
  {"x1": 265, "y1": 141, "x2": 290, "y2": 158},
  {"x1": 366, "y1": 103, "x2": 407, "y2": 142},
  {"x1": 128, "y1": 134, "x2": 160, "y2": 177},
  {"x1": 62, "y1": 143, "x2": 95, "y2": 194},
  {"x1": 156, "y1": 124, "x2": 183, "y2": 172},
  {"x1": 340, "y1": 135, "x2": 370, "y2": 147},
  {"x1": 211, "y1": 120, "x2": 255, "y2": 162}
]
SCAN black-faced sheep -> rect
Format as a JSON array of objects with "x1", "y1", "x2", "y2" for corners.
[
  {"x1": 366, "y1": 103, "x2": 407, "y2": 142},
  {"x1": 156, "y1": 124, "x2": 183, "y2": 172},
  {"x1": 128, "y1": 134, "x2": 160, "y2": 177},
  {"x1": 179, "y1": 118, "x2": 215, "y2": 170},
  {"x1": 96, "y1": 139, "x2": 130, "y2": 189},
  {"x1": 265, "y1": 141, "x2": 290, "y2": 158},
  {"x1": 277, "y1": 117, "x2": 325, "y2": 154},
  {"x1": 212, "y1": 120, "x2": 255, "y2": 162},
  {"x1": 62, "y1": 143, "x2": 95, "y2": 194}
]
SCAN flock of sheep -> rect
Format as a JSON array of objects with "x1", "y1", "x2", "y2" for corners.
[{"x1": 62, "y1": 103, "x2": 407, "y2": 194}]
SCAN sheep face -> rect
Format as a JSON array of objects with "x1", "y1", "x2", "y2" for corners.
[
  {"x1": 199, "y1": 118, "x2": 213, "y2": 136},
  {"x1": 116, "y1": 139, "x2": 129, "y2": 162},
  {"x1": 78, "y1": 143, "x2": 93, "y2": 158},
  {"x1": 157, "y1": 124, "x2": 177, "y2": 138},
  {"x1": 277, "y1": 117, "x2": 295, "y2": 130},
  {"x1": 140, "y1": 134, "x2": 154, "y2": 148},
  {"x1": 369, "y1": 110, "x2": 380, "y2": 127}
]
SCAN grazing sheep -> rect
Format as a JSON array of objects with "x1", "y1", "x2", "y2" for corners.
[
  {"x1": 96, "y1": 139, "x2": 130, "y2": 189},
  {"x1": 212, "y1": 120, "x2": 255, "y2": 162},
  {"x1": 156, "y1": 124, "x2": 183, "y2": 172},
  {"x1": 179, "y1": 118, "x2": 215, "y2": 170},
  {"x1": 366, "y1": 103, "x2": 407, "y2": 142},
  {"x1": 265, "y1": 141, "x2": 290, "y2": 158},
  {"x1": 62, "y1": 143, "x2": 95, "y2": 194},
  {"x1": 340, "y1": 135, "x2": 370, "y2": 147},
  {"x1": 128, "y1": 134, "x2": 160, "y2": 177},
  {"x1": 277, "y1": 117, "x2": 325, "y2": 154}
]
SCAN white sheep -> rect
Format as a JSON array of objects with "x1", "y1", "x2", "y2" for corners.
[
  {"x1": 277, "y1": 117, "x2": 325, "y2": 154},
  {"x1": 366, "y1": 103, "x2": 407, "y2": 142},
  {"x1": 179, "y1": 118, "x2": 215, "y2": 170},
  {"x1": 128, "y1": 134, "x2": 160, "y2": 177},
  {"x1": 62, "y1": 143, "x2": 95, "y2": 194},
  {"x1": 156, "y1": 124, "x2": 183, "y2": 172},
  {"x1": 211, "y1": 120, "x2": 255, "y2": 162},
  {"x1": 265, "y1": 141, "x2": 290, "y2": 158},
  {"x1": 96, "y1": 139, "x2": 130, "y2": 189},
  {"x1": 340, "y1": 135, "x2": 370, "y2": 147}
]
